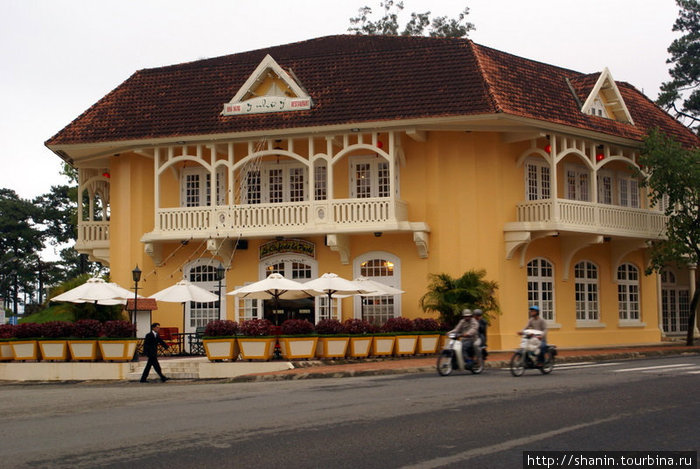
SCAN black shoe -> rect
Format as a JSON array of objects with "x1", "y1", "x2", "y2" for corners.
[
  {"x1": 161, "y1": 376, "x2": 169, "y2": 382},
  {"x1": 140, "y1": 379, "x2": 148, "y2": 383}
]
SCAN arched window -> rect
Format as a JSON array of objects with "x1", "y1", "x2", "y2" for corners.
[
  {"x1": 353, "y1": 252, "x2": 401, "y2": 326},
  {"x1": 527, "y1": 258, "x2": 555, "y2": 321},
  {"x1": 185, "y1": 259, "x2": 225, "y2": 332},
  {"x1": 574, "y1": 261, "x2": 598, "y2": 321},
  {"x1": 617, "y1": 263, "x2": 640, "y2": 321}
]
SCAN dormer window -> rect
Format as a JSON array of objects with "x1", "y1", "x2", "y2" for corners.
[
  {"x1": 579, "y1": 68, "x2": 633, "y2": 124},
  {"x1": 589, "y1": 97, "x2": 608, "y2": 118}
]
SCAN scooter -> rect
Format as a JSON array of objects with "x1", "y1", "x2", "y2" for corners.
[
  {"x1": 509, "y1": 328, "x2": 556, "y2": 376},
  {"x1": 437, "y1": 332, "x2": 485, "y2": 376}
]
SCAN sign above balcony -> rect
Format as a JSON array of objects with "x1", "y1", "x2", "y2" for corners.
[
  {"x1": 222, "y1": 54, "x2": 312, "y2": 116},
  {"x1": 260, "y1": 239, "x2": 315, "y2": 260}
]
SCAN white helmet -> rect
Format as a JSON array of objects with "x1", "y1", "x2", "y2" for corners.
[{"x1": 461, "y1": 309, "x2": 473, "y2": 317}]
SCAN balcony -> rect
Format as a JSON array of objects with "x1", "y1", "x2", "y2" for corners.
[
  {"x1": 142, "y1": 197, "x2": 413, "y2": 241},
  {"x1": 509, "y1": 199, "x2": 667, "y2": 237},
  {"x1": 75, "y1": 220, "x2": 110, "y2": 265}
]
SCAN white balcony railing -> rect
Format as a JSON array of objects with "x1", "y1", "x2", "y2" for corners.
[
  {"x1": 77, "y1": 220, "x2": 110, "y2": 245},
  {"x1": 152, "y1": 198, "x2": 408, "y2": 237},
  {"x1": 515, "y1": 199, "x2": 667, "y2": 238}
]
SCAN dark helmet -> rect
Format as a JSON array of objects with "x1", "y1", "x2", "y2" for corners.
[{"x1": 473, "y1": 309, "x2": 483, "y2": 316}]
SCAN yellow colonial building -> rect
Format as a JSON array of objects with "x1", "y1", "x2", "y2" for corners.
[{"x1": 46, "y1": 36, "x2": 699, "y2": 350}]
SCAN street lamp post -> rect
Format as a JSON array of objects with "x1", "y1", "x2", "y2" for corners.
[
  {"x1": 216, "y1": 265, "x2": 225, "y2": 320},
  {"x1": 131, "y1": 265, "x2": 142, "y2": 326}
]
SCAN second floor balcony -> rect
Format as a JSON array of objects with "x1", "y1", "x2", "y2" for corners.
[{"x1": 143, "y1": 197, "x2": 410, "y2": 241}]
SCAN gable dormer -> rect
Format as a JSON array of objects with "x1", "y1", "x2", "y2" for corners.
[
  {"x1": 222, "y1": 54, "x2": 312, "y2": 115},
  {"x1": 579, "y1": 68, "x2": 634, "y2": 124}
]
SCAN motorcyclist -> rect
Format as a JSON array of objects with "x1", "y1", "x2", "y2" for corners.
[
  {"x1": 519, "y1": 305, "x2": 547, "y2": 364},
  {"x1": 473, "y1": 309, "x2": 487, "y2": 358},
  {"x1": 449, "y1": 309, "x2": 479, "y2": 363}
]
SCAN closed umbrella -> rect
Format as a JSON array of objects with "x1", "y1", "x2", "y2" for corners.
[
  {"x1": 304, "y1": 273, "x2": 373, "y2": 320},
  {"x1": 50, "y1": 277, "x2": 136, "y2": 305},
  {"x1": 149, "y1": 280, "x2": 219, "y2": 352},
  {"x1": 227, "y1": 273, "x2": 321, "y2": 324}
]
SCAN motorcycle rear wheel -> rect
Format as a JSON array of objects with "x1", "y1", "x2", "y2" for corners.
[
  {"x1": 539, "y1": 351, "x2": 555, "y2": 374},
  {"x1": 437, "y1": 350, "x2": 454, "y2": 376},
  {"x1": 509, "y1": 352, "x2": 525, "y2": 377}
]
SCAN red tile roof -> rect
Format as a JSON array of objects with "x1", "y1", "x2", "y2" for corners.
[
  {"x1": 126, "y1": 298, "x2": 157, "y2": 311},
  {"x1": 46, "y1": 35, "x2": 698, "y2": 148}
]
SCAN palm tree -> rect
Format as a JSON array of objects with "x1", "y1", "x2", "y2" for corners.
[{"x1": 419, "y1": 270, "x2": 500, "y2": 327}]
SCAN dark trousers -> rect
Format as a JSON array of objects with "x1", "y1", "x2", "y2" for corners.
[{"x1": 140, "y1": 355, "x2": 165, "y2": 381}]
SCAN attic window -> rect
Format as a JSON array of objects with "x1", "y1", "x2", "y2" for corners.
[
  {"x1": 589, "y1": 97, "x2": 607, "y2": 118},
  {"x1": 222, "y1": 55, "x2": 312, "y2": 116}
]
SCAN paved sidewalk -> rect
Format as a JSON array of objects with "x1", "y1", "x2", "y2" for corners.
[{"x1": 230, "y1": 343, "x2": 700, "y2": 382}]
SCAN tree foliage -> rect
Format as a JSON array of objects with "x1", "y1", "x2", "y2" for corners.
[
  {"x1": 657, "y1": 0, "x2": 700, "y2": 133},
  {"x1": 419, "y1": 269, "x2": 499, "y2": 327},
  {"x1": 638, "y1": 128, "x2": 700, "y2": 344},
  {"x1": 348, "y1": 1, "x2": 474, "y2": 38}
]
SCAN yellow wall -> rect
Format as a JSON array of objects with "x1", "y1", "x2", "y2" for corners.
[{"x1": 107, "y1": 131, "x2": 662, "y2": 350}]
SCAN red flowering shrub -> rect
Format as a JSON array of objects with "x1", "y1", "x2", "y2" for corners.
[
  {"x1": 239, "y1": 319, "x2": 274, "y2": 336},
  {"x1": 40, "y1": 321, "x2": 74, "y2": 338},
  {"x1": 412, "y1": 318, "x2": 441, "y2": 332},
  {"x1": 280, "y1": 319, "x2": 315, "y2": 335},
  {"x1": 342, "y1": 318, "x2": 376, "y2": 334},
  {"x1": 204, "y1": 319, "x2": 238, "y2": 337},
  {"x1": 315, "y1": 319, "x2": 346, "y2": 335},
  {"x1": 101, "y1": 320, "x2": 136, "y2": 338},
  {"x1": 381, "y1": 317, "x2": 414, "y2": 333},
  {"x1": 13, "y1": 322, "x2": 43, "y2": 339},
  {"x1": 72, "y1": 319, "x2": 102, "y2": 338},
  {"x1": 0, "y1": 324, "x2": 14, "y2": 339}
]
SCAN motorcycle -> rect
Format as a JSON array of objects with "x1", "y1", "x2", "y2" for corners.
[
  {"x1": 437, "y1": 332, "x2": 485, "y2": 376},
  {"x1": 509, "y1": 328, "x2": 556, "y2": 376}
]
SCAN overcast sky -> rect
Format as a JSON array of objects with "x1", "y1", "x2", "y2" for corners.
[{"x1": 0, "y1": 0, "x2": 681, "y2": 200}]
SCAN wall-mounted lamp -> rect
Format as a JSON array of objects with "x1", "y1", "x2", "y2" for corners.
[
  {"x1": 374, "y1": 232, "x2": 383, "y2": 237},
  {"x1": 596, "y1": 145, "x2": 605, "y2": 162}
]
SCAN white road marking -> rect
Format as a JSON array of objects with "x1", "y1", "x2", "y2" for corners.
[
  {"x1": 642, "y1": 365, "x2": 699, "y2": 373},
  {"x1": 556, "y1": 362, "x2": 621, "y2": 369},
  {"x1": 400, "y1": 405, "x2": 679, "y2": 469},
  {"x1": 613, "y1": 363, "x2": 694, "y2": 372}
]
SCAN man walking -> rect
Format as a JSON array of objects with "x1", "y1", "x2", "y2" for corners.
[{"x1": 140, "y1": 322, "x2": 169, "y2": 383}]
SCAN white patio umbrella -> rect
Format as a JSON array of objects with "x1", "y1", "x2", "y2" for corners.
[
  {"x1": 352, "y1": 276, "x2": 405, "y2": 296},
  {"x1": 304, "y1": 273, "x2": 373, "y2": 319},
  {"x1": 50, "y1": 277, "x2": 136, "y2": 305},
  {"x1": 149, "y1": 280, "x2": 219, "y2": 340},
  {"x1": 351, "y1": 276, "x2": 405, "y2": 319},
  {"x1": 228, "y1": 273, "x2": 322, "y2": 323}
]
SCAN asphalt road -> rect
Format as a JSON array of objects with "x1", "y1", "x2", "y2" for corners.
[{"x1": 1, "y1": 355, "x2": 698, "y2": 469}]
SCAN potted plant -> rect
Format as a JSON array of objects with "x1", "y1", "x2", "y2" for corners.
[
  {"x1": 413, "y1": 317, "x2": 442, "y2": 354},
  {"x1": 10, "y1": 322, "x2": 42, "y2": 361},
  {"x1": 203, "y1": 320, "x2": 239, "y2": 361},
  {"x1": 0, "y1": 324, "x2": 14, "y2": 361},
  {"x1": 38, "y1": 321, "x2": 73, "y2": 361},
  {"x1": 237, "y1": 319, "x2": 276, "y2": 361},
  {"x1": 343, "y1": 318, "x2": 376, "y2": 358},
  {"x1": 68, "y1": 319, "x2": 102, "y2": 361},
  {"x1": 315, "y1": 319, "x2": 349, "y2": 359},
  {"x1": 381, "y1": 317, "x2": 417, "y2": 356},
  {"x1": 98, "y1": 320, "x2": 137, "y2": 361},
  {"x1": 278, "y1": 319, "x2": 317, "y2": 360}
]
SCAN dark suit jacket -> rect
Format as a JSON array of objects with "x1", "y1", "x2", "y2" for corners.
[{"x1": 143, "y1": 331, "x2": 168, "y2": 358}]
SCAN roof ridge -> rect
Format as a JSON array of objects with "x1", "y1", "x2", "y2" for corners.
[{"x1": 469, "y1": 41, "x2": 502, "y2": 113}]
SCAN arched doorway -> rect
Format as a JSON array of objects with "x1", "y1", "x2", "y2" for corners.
[{"x1": 258, "y1": 253, "x2": 318, "y2": 324}]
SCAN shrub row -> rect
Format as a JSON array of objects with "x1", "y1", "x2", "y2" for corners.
[
  {"x1": 204, "y1": 317, "x2": 445, "y2": 337},
  {"x1": 0, "y1": 320, "x2": 136, "y2": 339}
]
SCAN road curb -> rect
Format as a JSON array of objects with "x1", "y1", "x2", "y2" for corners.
[{"x1": 232, "y1": 349, "x2": 700, "y2": 382}]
